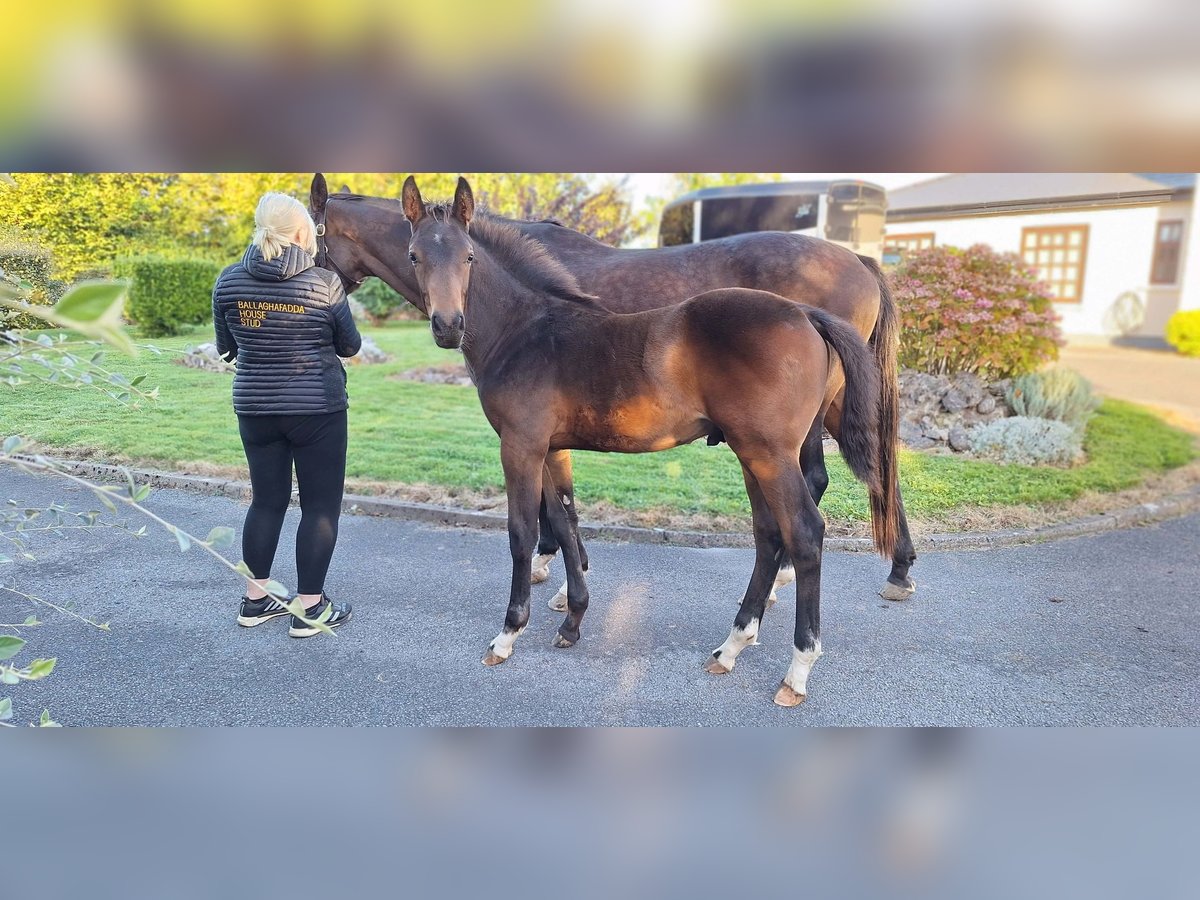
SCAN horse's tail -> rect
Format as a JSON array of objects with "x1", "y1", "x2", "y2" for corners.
[
  {"x1": 804, "y1": 304, "x2": 897, "y2": 559},
  {"x1": 856, "y1": 254, "x2": 902, "y2": 559}
]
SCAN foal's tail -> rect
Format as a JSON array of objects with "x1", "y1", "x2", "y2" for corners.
[
  {"x1": 857, "y1": 254, "x2": 902, "y2": 560},
  {"x1": 803, "y1": 304, "x2": 898, "y2": 559}
]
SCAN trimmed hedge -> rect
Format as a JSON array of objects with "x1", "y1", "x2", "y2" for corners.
[
  {"x1": 1165, "y1": 309, "x2": 1200, "y2": 358},
  {"x1": 117, "y1": 256, "x2": 224, "y2": 337}
]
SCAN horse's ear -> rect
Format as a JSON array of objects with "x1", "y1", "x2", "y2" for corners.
[
  {"x1": 338, "y1": 184, "x2": 351, "y2": 194},
  {"x1": 310, "y1": 173, "x2": 328, "y2": 217},
  {"x1": 402, "y1": 176, "x2": 426, "y2": 225},
  {"x1": 452, "y1": 177, "x2": 474, "y2": 230}
]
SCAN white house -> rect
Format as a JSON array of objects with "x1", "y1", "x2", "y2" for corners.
[{"x1": 883, "y1": 173, "x2": 1199, "y2": 345}]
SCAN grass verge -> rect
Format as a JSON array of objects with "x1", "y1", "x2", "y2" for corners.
[{"x1": 4, "y1": 322, "x2": 1196, "y2": 531}]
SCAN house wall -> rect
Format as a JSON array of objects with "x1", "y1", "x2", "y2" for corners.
[{"x1": 887, "y1": 201, "x2": 1193, "y2": 340}]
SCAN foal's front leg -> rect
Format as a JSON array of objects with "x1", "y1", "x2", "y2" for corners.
[{"x1": 482, "y1": 440, "x2": 546, "y2": 666}]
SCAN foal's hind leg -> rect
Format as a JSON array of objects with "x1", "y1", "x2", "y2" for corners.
[
  {"x1": 706, "y1": 464, "x2": 784, "y2": 675},
  {"x1": 742, "y1": 455, "x2": 826, "y2": 707},
  {"x1": 769, "y1": 420, "x2": 831, "y2": 607}
]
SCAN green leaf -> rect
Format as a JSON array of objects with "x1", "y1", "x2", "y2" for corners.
[
  {"x1": 53, "y1": 281, "x2": 129, "y2": 324},
  {"x1": 130, "y1": 374, "x2": 147, "y2": 387},
  {"x1": 3, "y1": 435, "x2": 21, "y2": 453},
  {"x1": 263, "y1": 579, "x2": 288, "y2": 598},
  {"x1": 133, "y1": 484, "x2": 152, "y2": 502},
  {"x1": 0, "y1": 670, "x2": 19, "y2": 685},
  {"x1": 204, "y1": 526, "x2": 235, "y2": 550},
  {"x1": 26, "y1": 658, "x2": 55, "y2": 680},
  {"x1": 0, "y1": 635, "x2": 25, "y2": 661},
  {"x1": 173, "y1": 527, "x2": 191, "y2": 552},
  {"x1": 23, "y1": 615, "x2": 39, "y2": 626},
  {"x1": 39, "y1": 708, "x2": 59, "y2": 727},
  {"x1": 0, "y1": 697, "x2": 10, "y2": 720},
  {"x1": 234, "y1": 560, "x2": 253, "y2": 578}
]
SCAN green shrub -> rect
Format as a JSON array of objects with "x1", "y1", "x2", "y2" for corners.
[
  {"x1": 891, "y1": 244, "x2": 1063, "y2": 379},
  {"x1": 0, "y1": 235, "x2": 66, "y2": 329},
  {"x1": 116, "y1": 256, "x2": 223, "y2": 337},
  {"x1": 970, "y1": 416, "x2": 1083, "y2": 466},
  {"x1": 354, "y1": 277, "x2": 418, "y2": 323},
  {"x1": 1165, "y1": 310, "x2": 1200, "y2": 357},
  {"x1": 1006, "y1": 368, "x2": 1099, "y2": 432}
]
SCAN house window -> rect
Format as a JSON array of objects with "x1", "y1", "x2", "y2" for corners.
[
  {"x1": 884, "y1": 232, "x2": 935, "y2": 254},
  {"x1": 1150, "y1": 220, "x2": 1184, "y2": 285},
  {"x1": 1021, "y1": 225, "x2": 1088, "y2": 302}
]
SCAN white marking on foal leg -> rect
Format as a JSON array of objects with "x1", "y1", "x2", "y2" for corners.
[
  {"x1": 705, "y1": 619, "x2": 759, "y2": 674},
  {"x1": 549, "y1": 568, "x2": 587, "y2": 612},
  {"x1": 531, "y1": 552, "x2": 556, "y2": 585},
  {"x1": 767, "y1": 564, "x2": 796, "y2": 608},
  {"x1": 483, "y1": 626, "x2": 525, "y2": 665},
  {"x1": 774, "y1": 641, "x2": 822, "y2": 706}
]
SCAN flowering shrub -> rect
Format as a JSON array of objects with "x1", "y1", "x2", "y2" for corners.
[
  {"x1": 891, "y1": 244, "x2": 1063, "y2": 379},
  {"x1": 1165, "y1": 310, "x2": 1200, "y2": 357}
]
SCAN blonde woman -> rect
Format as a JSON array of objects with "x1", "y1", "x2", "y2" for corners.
[{"x1": 211, "y1": 192, "x2": 361, "y2": 636}]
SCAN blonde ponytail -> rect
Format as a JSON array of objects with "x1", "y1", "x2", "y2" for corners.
[{"x1": 252, "y1": 192, "x2": 318, "y2": 261}]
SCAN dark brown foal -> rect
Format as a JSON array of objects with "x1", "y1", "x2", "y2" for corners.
[{"x1": 400, "y1": 176, "x2": 898, "y2": 706}]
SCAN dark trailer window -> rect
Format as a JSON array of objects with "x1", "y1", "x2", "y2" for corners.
[{"x1": 699, "y1": 194, "x2": 819, "y2": 242}]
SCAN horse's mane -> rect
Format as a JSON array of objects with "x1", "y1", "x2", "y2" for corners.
[{"x1": 426, "y1": 202, "x2": 603, "y2": 309}]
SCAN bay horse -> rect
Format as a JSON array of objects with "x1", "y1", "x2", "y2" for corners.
[
  {"x1": 307, "y1": 174, "x2": 917, "y2": 607},
  {"x1": 400, "y1": 176, "x2": 899, "y2": 706}
]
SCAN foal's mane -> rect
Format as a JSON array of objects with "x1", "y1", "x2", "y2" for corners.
[{"x1": 426, "y1": 202, "x2": 603, "y2": 309}]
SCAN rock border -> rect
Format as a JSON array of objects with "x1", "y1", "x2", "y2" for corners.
[{"x1": 43, "y1": 458, "x2": 1200, "y2": 552}]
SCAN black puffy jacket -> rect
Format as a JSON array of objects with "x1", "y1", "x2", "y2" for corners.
[{"x1": 212, "y1": 244, "x2": 362, "y2": 416}]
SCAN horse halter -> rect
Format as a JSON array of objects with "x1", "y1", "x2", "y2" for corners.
[{"x1": 313, "y1": 196, "x2": 366, "y2": 290}]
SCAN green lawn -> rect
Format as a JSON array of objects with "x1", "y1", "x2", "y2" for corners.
[{"x1": 3, "y1": 322, "x2": 1195, "y2": 523}]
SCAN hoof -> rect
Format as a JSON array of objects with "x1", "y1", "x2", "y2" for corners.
[
  {"x1": 773, "y1": 682, "x2": 807, "y2": 707},
  {"x1": 548, "y1": 590, "x2": 568, "y2": 613},
  {"x1": 530, "y1": 553, "x2": 555, "y2": 584},
  {"x1": 704, "y1": 655, "x2": 732, "y2": 675},
  {"x1": 551, "y1": 633, "x2": 575, "y2": 649},
  {"x1": 482, "y1": 650, "x2": 510, "y2": 666},
  {"x1": 765, "y1": 590, "x2": 778, "y2": 610},
  {"x1": 880, "y1": 578, "x2": 916, "y2": 602}
]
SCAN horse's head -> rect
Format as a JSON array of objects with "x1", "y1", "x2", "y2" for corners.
[
  {"x1": 308, "y1": 173, "x2": 372, "y2": 294},
  {"x1": 402, "y1": 175, "x2": 475, "y2": 350}
]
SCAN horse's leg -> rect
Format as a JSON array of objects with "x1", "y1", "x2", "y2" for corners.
[
  {"x1": 742, "y1": 454, "x2": 826, "y2": 707},
  {"x1": 880, "y1": 492, "x2": 918, "y2": 601},
  {"x1": 482, "y1": 439, "x2": 546, "y2": 666},
  {"x1": 826, "y1": 396, "x2": 918, "y2": 601},
  {"x1": 539, "y1": 465, "x2": 591, "y2": 649},
  {"x1": 770, "y1": 416, "x2": 831, "y2": 607},
  {"x1": 544, "y1": 450, "x2": 591, "y2": 613},
  {"x1": 532, "y1": 451, "x2": 574, "y2": 584},
  {"x1": 705, "y1": 463, "x2": 784, "y2": 675}
]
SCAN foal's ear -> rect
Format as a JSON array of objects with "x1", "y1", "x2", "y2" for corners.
[
  {"x1": 338, "y1": 183, "x2": 351, "y2": 194},
  {"x1": 310, "y1": 173, "x2": 328, "y2": 218},
  {"x1": 401, "y1": 176, "x2": 427, "y2": 225},
  {"x1": 452, "y1": 177, "x2": 474, "y2": 230}
]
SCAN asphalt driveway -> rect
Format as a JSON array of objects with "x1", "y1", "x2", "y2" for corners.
[{"x1": 2, "y1": 466, "x2": 1197, "y2": 725}]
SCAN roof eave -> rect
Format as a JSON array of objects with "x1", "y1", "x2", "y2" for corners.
[{"x1": 887, "y1": 188, "x2": 1191, "y2": 222}]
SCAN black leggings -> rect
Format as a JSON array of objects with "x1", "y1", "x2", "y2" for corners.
[{"x1": 238, "y1": 411, "x2": 348, "y2": 595}]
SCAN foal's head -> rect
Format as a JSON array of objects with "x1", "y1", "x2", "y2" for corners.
[{"x1": 402, "y1": 175, "x2": 475, "y2": 349}]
